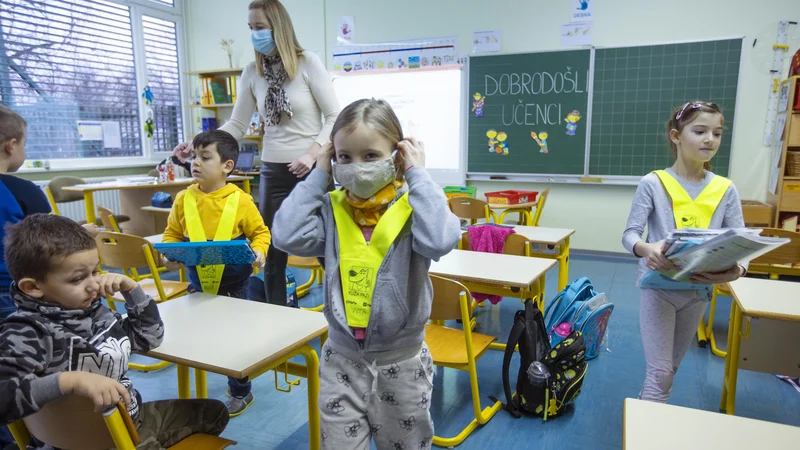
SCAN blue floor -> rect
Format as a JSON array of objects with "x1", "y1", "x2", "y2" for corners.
[{"x1": 128, "y1": 255, "x2": 800, "y2": 449}]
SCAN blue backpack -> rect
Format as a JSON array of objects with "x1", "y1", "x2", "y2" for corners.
[{"x1": 544, "y1": 277, "x2": 614, "y2": 360}]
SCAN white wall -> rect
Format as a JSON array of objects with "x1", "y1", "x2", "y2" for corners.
[{"x1": 184, "y1": 0, "x2": 800, "y2": 252}]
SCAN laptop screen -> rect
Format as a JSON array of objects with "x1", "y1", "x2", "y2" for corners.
[{"x1": 235, "y1": 151, "x2": 255, "y2": 171}]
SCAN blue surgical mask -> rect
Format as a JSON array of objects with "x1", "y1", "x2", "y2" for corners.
[{"x1": 251, "y1": 29, "x2": 276, "y2": 55}]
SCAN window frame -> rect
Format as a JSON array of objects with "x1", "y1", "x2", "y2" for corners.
[{"x1": 12, "y1": 0, "x2": 188, "y2": 173}]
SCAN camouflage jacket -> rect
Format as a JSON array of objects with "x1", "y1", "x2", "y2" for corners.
[{"x1": 0, "y1": 284, "x2": 163, "y2": 423}]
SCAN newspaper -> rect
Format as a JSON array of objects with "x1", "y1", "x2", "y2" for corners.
[{"x1": 641, "y1": 228, "x2": 789, "y2": 290}]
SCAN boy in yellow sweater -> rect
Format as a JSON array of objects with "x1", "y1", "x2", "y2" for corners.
[{"x1": 162, "y1": 129, "x2": 270, "y2": 416}]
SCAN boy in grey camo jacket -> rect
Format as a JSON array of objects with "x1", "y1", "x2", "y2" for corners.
[{"x1": 0, "y1": 215, "x2": 229, "y2": 449}]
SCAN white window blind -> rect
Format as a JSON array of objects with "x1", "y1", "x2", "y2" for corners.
[{"x1": 0, "y1": 0, "x2": 184, "y2": 165}]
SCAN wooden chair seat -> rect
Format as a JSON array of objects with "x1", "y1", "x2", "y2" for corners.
[
  {"x1": 112, "y1": 279, "x2": 189, "y2": 303},
  {"x1": 288, "y1": 255, "x2": 321, "y2": 269},
  {"x1": 425, "y1": 323, "x2": 496, "y2": 366},
  {"x1": 169, "y1": 434, "x2": 237, "y2": 450}
]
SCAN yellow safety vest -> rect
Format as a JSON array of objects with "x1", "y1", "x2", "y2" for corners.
[
  {"x1": 183, "y1": 189, "x2": 240, "y2": 294},
  {"x1": 653, "y1": 170, "x2": 731, "y2": 229},
  {"x1": 330, "y1": 190, "x2": 412, "y2": 328}
]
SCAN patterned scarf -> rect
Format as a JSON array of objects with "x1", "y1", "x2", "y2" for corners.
[
  {"x1": 262, "y1": 55, "x2": 293, "y2": 126},
  {"x1": 346, "y1": 181, "x2": 406, "y2": 227}
]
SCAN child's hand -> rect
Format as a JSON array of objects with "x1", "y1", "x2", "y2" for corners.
[
  {"x1": 96, "y1": 273, "x2": 138, "y2": 297},
  {"x1": 397, "y1": 137, "x2": 425, "y2": 170},
  {"x1": 691, "y1": 265, "x2": 745, "y2": 285},
  {"x1": 634, "y1": 240, "x2": 676, "y2": 272},
  {"x1": 253, "y1": 250, "x2": 266, "y2": 268},
  {"x1": 82, "y1": 223, "x2": 101, "y2": 237},
  {"x1": 316, "y1": 142, "x2": 335, "y2": 174},
  {"x1": 58, "y1": 371, "x2": 131, "y2": 412},
  {"x1": 162, "y1": 255, "x2": 183, "y2": 272}
]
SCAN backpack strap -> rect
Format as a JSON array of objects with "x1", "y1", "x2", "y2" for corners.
[{"x1": 497, "y1": 311, "x2": 527, "y2": 418}]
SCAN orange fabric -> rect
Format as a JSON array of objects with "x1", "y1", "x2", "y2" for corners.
[{"x1": 344, "y1": 181, "x2": 404, "y2": 227}]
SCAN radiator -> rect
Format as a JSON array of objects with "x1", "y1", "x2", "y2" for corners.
[{"x1": 35, "y1": 177, "x2": 122, "y2": 223}]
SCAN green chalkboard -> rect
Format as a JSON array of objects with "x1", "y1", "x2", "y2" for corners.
[
  {"x1": 467, "y1": 50, "x2": 591, "y2": 175},
  {"x1": 589, "y1": 39, "x2": 742, "y2": 177}
]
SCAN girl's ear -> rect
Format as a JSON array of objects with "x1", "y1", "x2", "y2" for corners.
[{"x1": 669, "y1": 128, "x2": 681, "y2": 145}]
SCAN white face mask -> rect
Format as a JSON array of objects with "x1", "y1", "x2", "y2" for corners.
[{"x1": 333, "y1": 158, "x2": 396, "y2": 199}]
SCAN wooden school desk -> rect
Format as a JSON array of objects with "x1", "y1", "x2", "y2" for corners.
[
  {"x1": 429, "y1": 249, "x2": 555, "y2": 350},
  {"x1": 141, "y1": 206, "x2": 171, "y2": 235},
  {"x1": 513, "y1": 225, "x2": 575, "y2": 291},
  {"x1": 623, "y1": 398, "x2": 798, "y2": 449},
  {"x1": 62, "y1": 176, "x2": 252, "y2": 237},
  {"x1": 145, "y1": 293, "x2": 328, "y2": 450},
  {"x1": 720, "y1": 278, "x2": 800, "y2": 415}
]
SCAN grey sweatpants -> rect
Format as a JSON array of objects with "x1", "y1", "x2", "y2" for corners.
[
  {"x1": 319, "y1": 340, "x2": 435, "y2": 450},
  {"x1": 638, "y1": 288, "x2": 708, "y2": 403}
]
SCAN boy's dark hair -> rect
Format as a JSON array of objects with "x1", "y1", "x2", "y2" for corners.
[
  {"x1": 0, "y1": 104, "x2": 27, "y2": 146},
  {"x1": 192, "y1": 130, "x2": 240, "y2": 169},
  {"x1": 4, "y1": 214, "x2": 96, "y2": 281}
]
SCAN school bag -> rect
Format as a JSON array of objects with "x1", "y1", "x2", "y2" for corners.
[
  {"x1": 543, "y1": 277, "x2": 614, "y2": 360},
  {"x1": 495, "y1": 298, "x2": 587, "y2": 420},
  {"x1": 246, "y1": 269, "x2": 298, "y2": 307}
]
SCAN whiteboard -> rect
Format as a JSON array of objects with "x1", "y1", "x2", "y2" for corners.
[{"x1": 331, "y1": 67, "x2": 466, "y2": 186}]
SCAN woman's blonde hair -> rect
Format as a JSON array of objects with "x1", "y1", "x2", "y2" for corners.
[
  {"x1": 666, "y1": 100, "x2": 723, "y2": 171},
  {"x1": 331, "y1": 99, "x2": 406, "y2": 178},
  {"x1": 249, "y1": 0, "x2": 304, "y2": 79}
]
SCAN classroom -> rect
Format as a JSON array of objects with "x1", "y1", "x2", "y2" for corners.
[{"x1": 1, "y1": 0, "x2": 799, "y2": 449}]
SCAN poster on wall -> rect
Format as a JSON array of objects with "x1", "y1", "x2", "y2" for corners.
[
  {"x1": 472, "y1": 30, "x2": 501, "y2": 53},
  {"x1": 338, "y1": 16, "x2": 355, "y2": 43},
  {"x1": 571, "y1": 0, "x2": 593, "y2": 22},
  {"x1": 332, "y1": 36, "x2": 458, "y2": 72},
  {"x1": 562, "y1": 21, "x2": 593, "y2": 46}
]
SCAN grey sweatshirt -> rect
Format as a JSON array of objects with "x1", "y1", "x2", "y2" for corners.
[
  {"x1": 272, "y1": 167, "x2": 461, "y2": 358},
  {"x1": 622, "y1": 168, "x2": 745, "y2": 284}
]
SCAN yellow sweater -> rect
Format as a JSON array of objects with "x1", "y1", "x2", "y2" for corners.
[{"x1": 163, "y1": 183, "x2": 271, "y2": 255}]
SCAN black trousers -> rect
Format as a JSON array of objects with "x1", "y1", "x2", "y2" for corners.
[{"x1": 259, "y1": 162, "x2": 332, "y2": 306}]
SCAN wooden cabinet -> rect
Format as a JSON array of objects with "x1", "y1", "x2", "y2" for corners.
[{"x1": 767, "y1": 76, "x2": 800, "y2": 230}]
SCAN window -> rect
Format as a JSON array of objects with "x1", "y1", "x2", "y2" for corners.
[{"x1": 0, "y1": 0, "x2": 184, "y2": 167}]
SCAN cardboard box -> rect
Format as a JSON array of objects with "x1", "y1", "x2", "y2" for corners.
[{"x1": 741, "y1": 200, "x2": 773, "y2": 226}]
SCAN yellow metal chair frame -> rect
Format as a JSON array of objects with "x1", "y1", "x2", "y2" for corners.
[
  {"x1": 448, "y1": 197, "x2": 498, "y2": 225},
  {"x1": 498, "y1": 187, "x2": 550, "y2": 226},
  {"x1": 44, "y1": 187, "x2": 60, "y2": 215},
  {"x1": 95, "y1": 231, "x2": 189, "y2": 372},
  {"x1": 8, "y1": 395, "x2": 235, "y2": 450},
  {"x1": 288, "y1": 255, "x2": 325, "y2": 311},
  {"x1": 697, "y1": 228, "x2": 800, "y2": 357},
  {"x1": 426, "y1": 275, "x2": 502, "y2": 447}
]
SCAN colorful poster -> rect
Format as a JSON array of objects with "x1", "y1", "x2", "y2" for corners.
[{"x1": 332, "y1": 37, "x2": 457, "y2": 72}]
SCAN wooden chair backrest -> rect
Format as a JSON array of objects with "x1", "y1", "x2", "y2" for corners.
[
  {"x1": 429, "y1": 274, "x2": 471, "y2": 322},
  {"x1": 448, "y1": 197, "x2": 489, "y2": 220},
  {"x1": 532, "y1": 188, "x2": 550, "y2": 226},
  {"x1": 95, "y1": 231, "x2": 155, "y2": 270},
  {"x1": 97, "y1": 205, "x2": 121, "y2": 233},
  {"x1": 48, "y1": 176, "x2": 86, "y2": 203},
  {"x1": 460, "y1": 230, "x2": 529, "y2": 256},
  {"x1": 751, "y1": 228, "x2": 800, "y2": 266},
  {"x1": 21, "y1": 395, "x2": 138, "y2": 450}
]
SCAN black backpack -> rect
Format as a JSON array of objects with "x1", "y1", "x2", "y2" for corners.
[{"x1": 496, "y1": 299, "x2": 588, "y2": 420}]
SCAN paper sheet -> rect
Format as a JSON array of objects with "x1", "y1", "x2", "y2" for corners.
[
  {"x1": 77, "y1": 121, "x2": 103, "y2": 141},
  {"x1": 572, "y1": 0, "x2": 593, "y2": 22},
  {"x1": 338, "y1": 16, "x2": 355, "y2": 43},
  {"x1": 472, "y1": 30, "x2": 501, "y2": 53},
  {"x1": 561, "y1": 22, "x2": 593, "y2": 47},
  {"x1": 101, "y1": 121, "x2": 122, "y2": 148}
]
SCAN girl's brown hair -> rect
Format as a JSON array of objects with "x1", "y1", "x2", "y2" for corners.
[
  {"x1": 249, "y1": 0, "x2": 304, "y2": 80},
  {"x1": 331, "y1": 99, "x2": 406, "y2": 178},
  {"x1": 665, "y1": 101, "x2": 723, "y2": 171}
]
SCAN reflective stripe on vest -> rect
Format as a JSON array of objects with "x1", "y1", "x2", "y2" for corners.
[
  {"x1": 183, "y1": 189, "x2": 240, "y2": 294},
  {"x1": 330, "y1": 190, "x2": 412, "y2": 328},
  {"x1": 653, "y1": 170, "x2": 730, "y2": 229}
]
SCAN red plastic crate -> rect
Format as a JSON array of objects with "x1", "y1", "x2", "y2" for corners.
[{"x1": 485, "y1": 190, "x2": 538, "y2": 205}]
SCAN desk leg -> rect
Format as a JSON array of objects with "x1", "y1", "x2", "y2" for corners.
[
  {"x1": 195, "y1": 369, "x2": 208, "y2": 399},
  {"x1": 242, "y1": 179, "x2": 251, "y2": 195},
  {"x1": 177, "y1": 365, "x2": 191, "y2": 399},
  {"x1": 524, "y1": 208, "x2": 533, "y2": 226},
  {"x1": 720, "y1": 304, "x2": 742, "y2": 414},
  {"x1": 557, "y1": 237, "x2": 571, "y2": 292},
  {"x1": 296, "y1": 344, "x2": 321, "y2": 450},
  {"x1": 83, "y1": 192, "x2": 96, "y2": 225}
]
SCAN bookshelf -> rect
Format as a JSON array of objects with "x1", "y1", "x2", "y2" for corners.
[{"x1": 766, "y1": 76, "x2": 800, "y2": 231}]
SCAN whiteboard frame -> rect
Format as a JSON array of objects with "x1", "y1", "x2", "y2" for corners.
[{"x1": 465, "y1": 36, "x2": 746, "y2": 186}]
